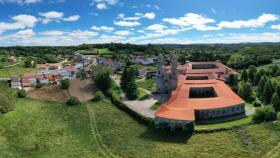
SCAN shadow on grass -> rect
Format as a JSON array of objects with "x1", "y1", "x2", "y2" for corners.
[{"x1": 139, "y1": 127, "x2": 193, "y2": 144}]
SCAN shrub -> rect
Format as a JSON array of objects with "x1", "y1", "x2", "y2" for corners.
[
  {"x1": 61, "y1": 79, "x2": 70, "y2": 89},
  {"x1": 66, "y1": 97, "x2": 80, "y2": 106},
  {"x1": 252, "y1": 106, "x2": 277, "y2": 123},
  {"x1": 253, "y1": 99, "x2": 262, "y2": 107},
  {"x1": 17, "y1": 89, "x2": 27, "y2": 98},
  {"x1": 35, "y1": 83, "x2": 43, "y2": 89},
  {"x1": 94, "y1": 91, "x2": 105, "y2": 101},
  {"x1": 277, "y1": 112, "x2": 280, "y2": 121},
  {"x1": 0, "y1": 96, "x2": 15, "y2": 113}
]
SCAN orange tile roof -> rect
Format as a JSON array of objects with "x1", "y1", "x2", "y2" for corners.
[{"x1": 155, "y1": 75, "x2": 245, "y2": 121}]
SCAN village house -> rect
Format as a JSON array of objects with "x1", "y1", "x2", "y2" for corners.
[
  {"x1": 8, "y1": 56, "x2": 17, "y2": 63},
  {"x1": 10, "y1": 76, "x2": 22, "y2": 89}
]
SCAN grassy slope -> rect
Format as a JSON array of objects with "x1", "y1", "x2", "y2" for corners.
[
  {"x1": 0, "y1": 57, "x2": 37, "y2": 77},
  {"x1": 0, "y1": 97, "x2": 280, "y2": 158}
]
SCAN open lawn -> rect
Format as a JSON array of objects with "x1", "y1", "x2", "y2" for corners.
[
  {"x1": 137, "y1": 88, "x2": 149, "y2": 100},
  {"x1": 0, "y1": 66, "x2": 37, "y2": 77},
  {"x1": 97, "y1": 48, "x2": 112, "y2": 54},
  {"x1": 0, "y1": 97, "x2": 280, "y2": 157},
  {"x1": 136, "y1": 79, "x2": 155, "y2": 91}
]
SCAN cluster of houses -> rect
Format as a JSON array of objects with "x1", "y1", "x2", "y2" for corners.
[
  {"x1": 130, "y1": 55, "x2": 156, "y2": 65},
  {"x1": 10, "y1": 52, "x2": 157, "y2": 89}
]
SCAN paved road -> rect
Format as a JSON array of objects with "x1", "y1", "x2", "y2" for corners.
[{"x1": 112, "y1": 75, "x2": 168, "y2": 119}]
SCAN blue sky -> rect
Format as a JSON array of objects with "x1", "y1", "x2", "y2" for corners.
[{"x1": 0, "y1": 0, "x2": 280, "y2": 46}]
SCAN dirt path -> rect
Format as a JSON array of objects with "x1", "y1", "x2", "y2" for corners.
[
  {"x1": 86, "y1": 104, "x2": 118, "y2": 158},
  {"x1": 263, "y1": 141, "x2": 280, "y2": 158},
  {"x1": 68, "y1": 78, "x2": 96, "y2": 102}
]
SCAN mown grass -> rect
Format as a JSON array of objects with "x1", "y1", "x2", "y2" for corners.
[
  {"x1": 136, "y1": 79, "x2": 155, "y2": 91},
  {"x1": 0, "y1": 66, "x2": 37, "y2": 77},
  {"x1": 150, "y1": 102, "x2": 161, "y2": 110},
  {"x1": 195, "y1": 116, "x2": 252, "y2": 130},
  {"x1": 0, "y1": 97, "x2": 280, "y2": 157},
  {"x1": 97, "y1": 48, "x2": 112, "y2": 54},
  {"x1": 137, "y1": 88, "x2": 149, "y2": 101}
]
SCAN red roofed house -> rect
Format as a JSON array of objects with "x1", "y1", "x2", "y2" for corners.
[{"x1": 154, "y1": 55, "x2": 245, "y2": 129}]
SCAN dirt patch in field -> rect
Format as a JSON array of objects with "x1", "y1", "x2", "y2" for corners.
[
  {"x1": 28, "y1": 85, "x2": 69, "y2": 102},
  {"x1": 68, "y1": 78, "x2": 96, "y2": 102}
]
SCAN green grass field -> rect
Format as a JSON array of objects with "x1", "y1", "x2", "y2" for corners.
[
  {"x1": 136, "y1": 79, "x2": 155, "y2": 91},
  {"x1": 0, "y1": 66, "x2": 37, "y2": 77},
  {"x1": 137, "y1": 88, "x2": 149, "y2": 100},
  {"x1": 97, "y1": 48, "x2": 112, "y2": 54},
  {"x1": 0, "y1": 98, "x2": 280, "y2": 158}
]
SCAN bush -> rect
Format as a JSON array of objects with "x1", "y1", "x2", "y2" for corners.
[
  {"x1": 0, "y1": 96, "x2": 15, "y2": 113},
  {"x1": 252, "y1": 106, "x2": 277, "y2": 123},
  {"x1": 35, "y1": 83, "x2": 43, "y2": 89},
  {"x1": 66, "y1": 97, "x2": 80, "y2": 106},
  {"x1": 277, "y1": 112, "x2": 280, "y2": 121},
  {"x1": 17, "y1": 89, "x2": 27, "y2": 98},
  {"x1": 253, "y1": 99, "x2": 262, "y2": 107},
  {"x1": 94, "y1": 91, "x2": 105, "y2": 101},
  {"x1": 61, "y1": 79, "x2": 70, "y2": 89}
]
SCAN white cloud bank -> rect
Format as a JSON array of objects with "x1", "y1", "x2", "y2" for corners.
[{"x1": 39, "y1": 11, "x2": 80, "y2": 24}]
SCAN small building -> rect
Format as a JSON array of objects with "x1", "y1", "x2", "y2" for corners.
[
  {"x1": 37, "y1": 74, "x2": 49, "y2": 84},
  {"x1": 11, "y1": 77, "x2": 22, "y2": 89},
  {"x1": 21, "y1": 73, "x2": 37, "y2": 87},
  {"x1": 140, "y1": 58, "x2": 154, "y2": 65},
  {"x1": 8, "y1": 56, "x2": 17, "y2": 63}
]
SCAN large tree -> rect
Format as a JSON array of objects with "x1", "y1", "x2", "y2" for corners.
[
  {"x1": 271, "y1": 92, "x2": 280, "y2": 112},
  {"x1": 125, "y1": 79, "x2": 138, "y2": 100},
  {"x1": 241, "y1": 70, "x2": 248, "y2": 81},
  {"x1": 238, "y1": 82, "x2": 253, "y2": 101},
  {"x1": 253, "y1": 71, "x2": 262, "y2": 86},
  {"x1": 248, "y1": 65, "x2": 257, "y2": 81},
  {"x1": 263, "y1": 80, "x2": 274, "y2": 105},
  {"x1": 93, "y1": 64, "x2": 112, "y2": 93},
  {"x1": 257, "y1": 76, "x2": 267, "y2": 98}
]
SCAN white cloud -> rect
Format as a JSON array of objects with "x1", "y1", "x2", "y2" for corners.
[
  {"x1": 13, "y1": 29, "x2": 35, "y2": 38},
  {"x1": 218, "y1": 13, "x2": 279, "y2": 29},
  {"x1": 114, "y1": 20, "x2": 140, "y2": 27},
  {"x1": 114, "y1": 30, "x2": 131, "y2": 36},
  {"x1": 163, "y1": 13, "x2": 219, "y2": 31},
  {"x1": 143, "y1": 12, "x2": 156, "y2": 19},
  {"x1": 117, "y1": 12, "x2": 156, "y2": 21},
  {"x1": 40, "y1": 30, "x2": 65, "y2": 36},
  {"x1": 68, "y1": 30, "x2": 98, "y2": 38},
  {"x1": 91, "y1": 26, "x2": 114, "y2": 32},
  {"x1": 0, "y1": 0, "x2": 41, "y2": 5},
  {"x1": 91, "y1": 0, "x2": 118, "y2": 10},
  {"x1": 12, "y1": 14, "x2": 38, "y2": 27},
  {"x1": 63, "y1": 15, "x2": 80, "y2": 22},
  {"x1": 145, "y1": 24, "x2": 167, "y2": 32},
  {"x1": 96, "y1": 2, "x2": 107, "y2": 9},
  {"x1": 39, "y1": 11, "x2": 80, "y2": 24},
  {"x1": 211, "y1": 8, "x2": 216, "y2": 13},
  {"x1": 0, "y1": 14, "x2": 38, "y2": 34},
  {"x1": 271, "y1": 25, "x2": 280, "y2": 30}
]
